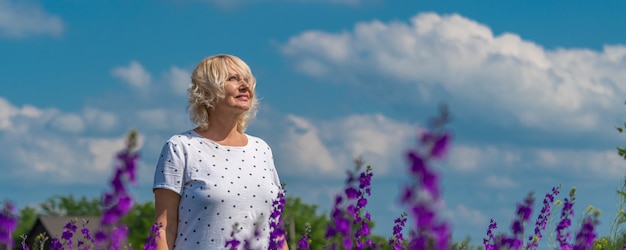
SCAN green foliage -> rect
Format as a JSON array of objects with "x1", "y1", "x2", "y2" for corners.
[
  {"x1": 282, "y1": 196, "x2": 330, "y2": 249},
  {"x1": 617, "y1": 120, "x2": 626, "y2": 160},
  {"x1": 39, "y1": 194, "x2": 102, "y2": 216},
  {"x1": 121, "y1": 201, "x2": 156, "y2": 249},
  {"x1": 594, "y1": 177, "x2": 626, "y2": 249},
  {"x1": 12, "y1": 206, "x2": 38, "y2": 245},
  {"x1": 595, "y1": 115, "x2": 626, "y2": 249},
  {"x1": 13, "y1": 194, "x2": 156, "y2": 249},
  {"x1": 450, "y1": 237, "x2": 476, "y2": 250}
]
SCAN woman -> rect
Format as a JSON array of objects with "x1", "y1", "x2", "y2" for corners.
[{"x1": 153, "y1": 54, "x2": 285, "y2": 249}]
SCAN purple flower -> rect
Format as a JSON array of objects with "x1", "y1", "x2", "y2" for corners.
[
  {"x1": 508, "y1": 192, "x2": 534, "y2": 243},
  {"x1": 20, "y1": 238, "x2": 31, "y2": 250},
  {"x1": 345, "y1": 187, "x2": 359, "y2": 199},
  {"x1": 268, "y1": 187, "x2": 287, "y2": 250},
  {"x1": 49, "y1": 238, "x2": 63, "y2": 250},
  {"x1": 400, "y1": 107, "x2": 452, "y2": 250},
  {"x1": 143, "y1": 223, "x2": 161, "y2": 250},
  {"x1": 0, "y1": 201, "x2": 18, "y2": 249},
  {"x1": 224, "y1": 236, "x2": 241, "y2": 250},
  {"x1": 325, "y1": 163, "x2": 374, "y2": 250},
  {"x1": 94, "y1": 130, "x2": 140, "y2": 249},
  {"x1": 59, "y1": 220, "x2": 78, "y2": 248},
  {"x1": 483, "y1": 219, "x2": 498, "y2": 250},
  {"x1": 389, "y1": 212, "x2": 407, "y2": 250},
  {"x1": 573, "y1": 215, "x2": 598, "y2": 250},
  {"x1": 224, "y1": 222, "x2": 243, "y2": 250},
  {"x1": 557, "y1": 188, "x2": 577, "y2": 250},
  {"x1": 407, "y1": 152, "x2": 440, "y2": 199},
  {"x1": 527, "y1": 185, "x2": 560, "y2": 249},
  {"x1": 296, "y1": 223, "x2": 311, "y2": 250},
  {"x1": 430, "y1": 133, "x2": 451, "y2": 159}
]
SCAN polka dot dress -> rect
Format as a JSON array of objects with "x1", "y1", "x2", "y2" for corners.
[{"x1": 153, "y1": 130, "x2": 282, "y2": 250}]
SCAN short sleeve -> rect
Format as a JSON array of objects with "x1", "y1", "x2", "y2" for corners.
[
  {"x1": 153, "y1": 140, "x2": 185, "y2": 195},
  {"x1": 266, "y1": 143, "x2": 282, "y2": 190}
]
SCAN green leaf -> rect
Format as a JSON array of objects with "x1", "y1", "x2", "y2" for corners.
[
  {"x1": 618, "y1": 127, "x2": 624, "y2": 133},
  {"x1": 618, "y1": 190, "x2": 626, "y2": 200}
]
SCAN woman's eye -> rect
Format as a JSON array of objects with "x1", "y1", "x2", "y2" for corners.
[{"x1": 228, "y1": 76, "x2": 238, "y2": 81}]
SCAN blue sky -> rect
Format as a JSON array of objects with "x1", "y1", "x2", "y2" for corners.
[{"x1": 2, "y1": 0, "x2": 626, "y2": 246}]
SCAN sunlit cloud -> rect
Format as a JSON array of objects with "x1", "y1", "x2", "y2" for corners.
[
  {"x1": 166, "y1": 66, "x2": 191, "y2": 96},
  {"x1": 0, "y1": 0, "x2": 64, "y2": 38},
  {"x1": 281, "y1": 12, "x2": 626, "y2": 133},
  {"x1": 112, "y1": 61, "x2": 152, "y2": 89}
]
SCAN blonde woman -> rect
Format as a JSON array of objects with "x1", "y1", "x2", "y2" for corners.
[{"x1": 153, "y1": 54, "x2": 286, "y2": 249}]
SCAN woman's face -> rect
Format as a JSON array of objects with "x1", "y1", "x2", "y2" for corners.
[{"x1": 213, "y1": 67, "x2": 254, "y2": 115}]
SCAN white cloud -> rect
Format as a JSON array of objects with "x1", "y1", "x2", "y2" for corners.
[
  {"x1": 112, "y1": 61, "x2": 152, "y2": 88},
  {"x1": 49, "y1": 113, "x2": 85, "y2": 134},
  {"x1": 447, "y1": 145, "x2": 486, "y2": 171},
  {"x1": 0, "y1": 0, "x2": 64, "y2": 38},
  {"x1": 484, "y1": 175, "x2": 518, "y2": 188},
  {"x1": 0, "y1": 60, "x2": 197, "y2": 186},
  {"x1": 443, "y1": 203, "x2": 488, "y2": 227},
  {"x1": 137, "y1": 109, "x2": 173, "y2": 131},
  {"x1": 445, "y1": 142, "x2": 626, "y2": 181},
  {"x1": 0, "y1": 97, "x2": 52, "y2": 133},
  {"x1": 281, "y1": 12, "x2": 626, "y2": 133},
  {"x1": 280, "y1": 114, "x2": 338, "y2": 174},
  {"x1": 264, "y1": 113, "x2": 415, "y2": 177},
  {"x1": 447, "y1": 145, "x2": 520, "y2": 171},
  {"x1": 0, "y1": 97, "x2": 17, "y2": 130},
  {"x1": 82, "y1": 107, "x2": 118, "y2": 132},
  {"x1": 12, "y1": 137, "x2": 84, "y2": 177},
  {"x1": 205, "y1": 0, "x2": 370, "y2": 8},
  {"x1": 532, "y1": 148, "x2": 626, "y2": 179},
  {"x1": 0, "y1": 97, "x2": 150, "y2": 184},
  {"x1": 166, "y1": 66, "x2": 190, "y2": 96},
  {"x1": 84, "y1": 133, "x2": 145, "y2": 173}
]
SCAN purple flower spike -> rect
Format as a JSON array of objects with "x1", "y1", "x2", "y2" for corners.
[
  {"x1": 296, "y1": 223, "x2": 312, "y2": 250},
  {"x1": 430, "y1": 133, "x2": 451, "y2": 159},
  {"x1": 557, "y1": 188, "x2": 577, "y2": 250},
  {"x1": 92, "y1": 130, "x2": 140, "y2": 249},
  {"x1": 400, "y1": 107, "x2": 452, "y2": 250},
  {"x1": 527, "y1": 185, "x2": 561, "y2": 249},
  {"x1": 325, "y1": 161, "x2": 374, "y2": 250},
  {"x1": 573, "y1": 215, "x2": 598, "y2": 250},
  {"x1": 144, "y1": 223, "x2": 161, "y2": 250},
  {"x1": 483, "y1": 219, "x2": 498, "y2": 250},
  {"x1": 0, "y1": 201, "x2": 18, "y2": 249},
  {"x1": 268, "y1": 186, "x2": 287, "y2": 250},
  {"x1": 389, "y1": 212, "x2": 407, "y2": 250},
  {"x1": 508, "y1": 192, "x2": 534, "y2": 243}
]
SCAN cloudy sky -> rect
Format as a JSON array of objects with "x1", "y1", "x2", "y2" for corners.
[{"x1": 2, "y1": 0, "x2": 626, "y2": 246}]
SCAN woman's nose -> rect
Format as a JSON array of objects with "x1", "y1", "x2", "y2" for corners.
[{"x1": 239, "y1": 79, "x2": 250, "y2": 88}]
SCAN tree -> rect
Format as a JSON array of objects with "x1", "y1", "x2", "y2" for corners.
[
  {"x1": 13, "y1": 195, "x2": 157, "y2": 249},
  {"x1": 283, "y1": 196, "x2": 330, "y2": 250},
  {"x1": 121, "y1": 200, "x2": 156, "y2": 249},
  {"x1": 39, "y1": 195, "x2": 102, "y2": 217},
  {"x1": 12, "y1": 206, "x2": 37, "y2": 246}
]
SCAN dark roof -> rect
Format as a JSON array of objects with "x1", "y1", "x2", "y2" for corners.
[
  {"x1": 26, "y1": 216, "x2": 101, "y2": 248},
  {"x1": 42, "y1": 216, "x2": 101, "y2": 234}
]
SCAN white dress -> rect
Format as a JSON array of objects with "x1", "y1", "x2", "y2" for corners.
[{"x1": 153, "y1": 130, "x2": 282, "y2": 249}]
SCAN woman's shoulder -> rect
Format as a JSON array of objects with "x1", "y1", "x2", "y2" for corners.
[
  {"x1": 246, "y1": 134, "x2": 270, "y2": 149},
  {"x1": 164, "y1": 129, "x2": 197, "y2": 144},
  {"x1": 245, "y1": 134, "x2": 270, "y2": 146}
]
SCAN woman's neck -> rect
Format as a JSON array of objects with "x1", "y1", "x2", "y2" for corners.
[{"x1": 195, "y1": 112, "x2": 247, "y2": 146}]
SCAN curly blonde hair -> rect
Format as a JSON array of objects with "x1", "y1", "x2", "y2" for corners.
[{"x1": 187, "y1": 54, "x2": 259, "y2": 132}]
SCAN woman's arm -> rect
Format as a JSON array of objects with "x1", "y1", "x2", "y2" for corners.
[
  {"x1": 154, "y1": 188, "x2": 181, "y2": 250},
  {"x1": 280, "y1": 235, "x2": 289, "y2": 250}
]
